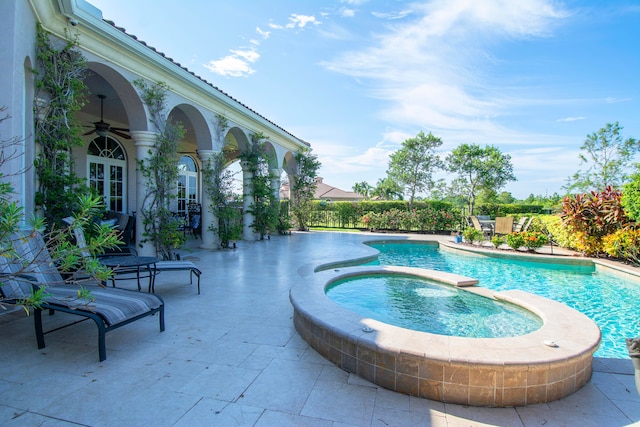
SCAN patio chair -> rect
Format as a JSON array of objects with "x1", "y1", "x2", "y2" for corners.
[
  {"x1": 470, "y1": 216, "x2": 493, "y2": 238},
  {"x1": 494, "y1": 217, "x2": 514, "y2": 235},
  {"x1": 513, "y1": 217, "x2": 528, "y2": 232},
  {"x1": 0, "y1": 232, "x2": 165, "y2": 362},
  {"x1": 68, "y1": 219, "x2": 201, "y2": 294}
]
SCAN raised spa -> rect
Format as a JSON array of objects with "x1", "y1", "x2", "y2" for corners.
[
  {"x1": 290, "y1": 265, "x2": 601, "y2": 407},
  {"x1": 325, "y1": 274, "x2": 543, "y2": 338}
]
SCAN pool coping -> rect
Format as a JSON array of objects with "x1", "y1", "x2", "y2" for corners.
[{"x1": 291, "y1": 239, "x2": 603, "y2": 407}]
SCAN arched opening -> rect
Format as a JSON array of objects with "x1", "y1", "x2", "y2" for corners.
[
  {"x1": 87, "y1": 135, "x2": 127, "y2": 213},
  {"x1": 177, "y1": 155, "x2": 199, "y2": 216}
]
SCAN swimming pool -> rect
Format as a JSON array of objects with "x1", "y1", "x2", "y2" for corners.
[
  {"x1": 366, "y1": 241, "x2": 640, "y2": 358},
  {"x1": 326, "y1": 273, "x2": 543, "y2": 337}
]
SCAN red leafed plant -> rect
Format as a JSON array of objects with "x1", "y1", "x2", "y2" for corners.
[{"x1": 561, "y1": 186, "x2": 629, "y2": 255}]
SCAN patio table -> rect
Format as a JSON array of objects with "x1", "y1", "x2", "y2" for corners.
[{"x1": 99, "y1": 256, "x2": 158, "y2": 292}]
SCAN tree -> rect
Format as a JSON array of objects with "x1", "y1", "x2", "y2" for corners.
[
  {"x1": 445, "y1": 144, "x2": 516, "y2": 215},
  {"x1": 290, "y1": 148, "x2": 321, "y2": 231},
  {"x1": 352, "y1": 181, "x2": 373, "y2": 199},
  {"x1": 622, "y1": 167, "x2": 640, "y2": 221},
  {"x1": 566, "y1": 122, "x2": 638, "y2": 193},
  {"x1": 387, "y1": 131, "x2": 443, "y2": 209},
  {"x1": 371, "y1": 177, "x2": 403, "y2": 200}
]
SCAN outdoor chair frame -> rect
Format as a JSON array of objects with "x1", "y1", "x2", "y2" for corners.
[{"x1": 0, "y1": 233, "x2": 165, "y2": 362}]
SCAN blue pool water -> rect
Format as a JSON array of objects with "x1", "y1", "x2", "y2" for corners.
[
  {"x1": 326, "y1": 274, "x2": 543, "y2": 337},
  {"x1": 366, "y1": 242, "x2": 640, "y2": 358}
]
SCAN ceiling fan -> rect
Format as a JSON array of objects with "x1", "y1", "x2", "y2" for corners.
[{"x1": 83, "y1": 94, "x2": 131, "y2": 139}]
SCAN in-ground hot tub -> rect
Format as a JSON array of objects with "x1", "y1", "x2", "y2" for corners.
[{"x1": 290, "y1": 265, "x2": 601, "y2": 407}]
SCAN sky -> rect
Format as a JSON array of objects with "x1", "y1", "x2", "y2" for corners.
[{"x1": 88, "y1": 0, "x2": 640, "y2": 199}]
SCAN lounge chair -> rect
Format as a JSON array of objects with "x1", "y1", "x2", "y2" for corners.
[
  {"x1": 470, "y1": 216, "x2": 493, "y2": 238},
  {"x1": 494, "y1": 217, "x2": 514, "y2": 235},
  {"x1": 513, "y1": 217, "x2": 528, "y2": 232},
  {"x1": 68, "y1": 219, "x2": 202, "y2": 294},
  {"x1": 0, "y1": 232, "x2": 165, "y2": 361}
]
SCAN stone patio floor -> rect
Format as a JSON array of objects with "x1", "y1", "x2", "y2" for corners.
[{"x1": 0, "y1": 231, "x2": 638, "y2": 426}]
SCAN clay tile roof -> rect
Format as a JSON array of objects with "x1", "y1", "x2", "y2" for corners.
[{"x1": 102, "y1": 19, "x2": 309, "y2": 147}]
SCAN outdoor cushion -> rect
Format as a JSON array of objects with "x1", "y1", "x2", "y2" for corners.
[{"x1": 45, "y1": 284, "x2": 163, "y2": 326}]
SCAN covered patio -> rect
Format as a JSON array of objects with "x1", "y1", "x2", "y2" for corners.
[{"x1": 0, "y1": 232, "x2": 637, "y2": 426}]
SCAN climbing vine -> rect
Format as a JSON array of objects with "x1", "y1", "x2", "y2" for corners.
[
  {"x1": 134, "y1": 79, "x2": 186, "y2": 259},
  {"x1": 241, "y1": 132, "x2": 279, "y2": 239},
  {"x1": 33, "y1": 23, "x2": 91, "y2": 226},
  {"x1": 201, "y1": 114, "x2": 243, "y2": 248}
]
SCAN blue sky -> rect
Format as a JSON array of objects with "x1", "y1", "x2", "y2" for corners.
[{"x1": 88, "y1": 0, "x2": 639, "y2": 199}]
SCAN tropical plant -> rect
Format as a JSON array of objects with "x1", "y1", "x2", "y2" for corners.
[
  {"x1": 371, "y1": 177, "x2": 404, "y2": 200},
  {"x1": 352, "y1": 181, "x2": 373, "y2": 199},
  {"x1": 386, "y1": 131, "x2": 444, "y2": 209},
  {"x1": 445, "y1": 144, "x2": 517, "y2": 215},
  {"x1": 134, "y1": 80, "x2": 186, "y2": 259},
  {"x1": 1, "y1": 111, "x2": 120, "y2": 310},
  {"x1": 561, "y1": 186, "x2": 628, "y2": 255}
]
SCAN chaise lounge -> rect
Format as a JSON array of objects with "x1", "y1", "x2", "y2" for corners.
[{"x1": 0, "y1": 233, "x2": 165, "y2": 362}]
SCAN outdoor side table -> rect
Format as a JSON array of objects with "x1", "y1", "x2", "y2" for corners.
[{"x1": 99, "y1": 256, "x2": 158, "y2": 292}]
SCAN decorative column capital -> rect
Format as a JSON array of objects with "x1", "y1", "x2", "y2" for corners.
[{"x1": 130, "y1": 131, "x2": 158, "y2": 148}]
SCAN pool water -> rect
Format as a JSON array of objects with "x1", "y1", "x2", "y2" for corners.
[
  {"x1": 326, "y1": 274, "x2": 543, "y2": 337},
  {"x1": 367, "y1": 242, "x2": 640, "y2": 358}
]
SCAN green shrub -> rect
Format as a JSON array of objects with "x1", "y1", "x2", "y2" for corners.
[
  {"x1": 602, "y1": 228, "x2": 640, "y2": 264},
  {"x1": 490, "y1": 235, "x2": 505, "y2": 248},
  {"x1": 505, "y1": 233, "x2": 525, "y2": 250},
  {"x1": 462, "y1": 227, "x2": 484, "y2": 244}
]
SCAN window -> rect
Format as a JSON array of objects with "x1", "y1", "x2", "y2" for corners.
[
  {"x1": 177, "y1": 155, "x2": 198, "y2": 216},
  {"x1": 87, "y1": 136, "x2": 126, "y2": 212}
]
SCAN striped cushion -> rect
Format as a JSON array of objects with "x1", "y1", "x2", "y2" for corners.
[
  {"x1": 0, "y1": 276, "x2": 33, "y2": 300},
  {"x1": 46, "y1": 285, "x2": 163, "y2": 326}
]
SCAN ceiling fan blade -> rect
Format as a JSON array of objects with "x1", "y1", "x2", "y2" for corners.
[
  {"x1": 109, "y1": 129, "x2": 131, "y2": 139},
  {"x1": 83, "y1": 129, "x2": 97, "y2": 136},
  {"x1": 110, "y1": 127, "x2": 130, "y2": 132}
]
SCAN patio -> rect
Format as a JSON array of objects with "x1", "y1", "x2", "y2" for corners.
[{"x1": 0, "y1": 231, "x2": 638, "y2": 426}]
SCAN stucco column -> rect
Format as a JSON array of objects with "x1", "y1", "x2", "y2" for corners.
[
  {"x1": 241, "y1": 160, "x2": 257, "y2": 241},
  {"x1": 270, "y1": 168, "x2": 283, "y2": 201},
  {"x1": 197, "y1": 150, "x2": 220, "y2": 250},
  {"x1": 131, "y1": 131, "x2": 158, "y2": 257}
]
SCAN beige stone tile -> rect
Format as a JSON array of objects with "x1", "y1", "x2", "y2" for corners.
[{"x1": 301, "y1": 379, "x2": 376, "y2": 425}]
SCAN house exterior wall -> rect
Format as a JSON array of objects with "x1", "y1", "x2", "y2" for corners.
[{"x1": 1, "y1": 0, "x2": 309, "y2": 248}]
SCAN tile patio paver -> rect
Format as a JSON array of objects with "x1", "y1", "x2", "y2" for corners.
[{"x1": 0, "y1": 231, "x2": 638, "y2": 426}]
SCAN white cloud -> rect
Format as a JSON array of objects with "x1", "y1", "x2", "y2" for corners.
[
  {"x1": 286, "y1": 14, "x2": 320, "y2": 29},
  {"x1": 340, "y1": 0, "x2": 369, "y2": 5},
  {"x1": 203, "y1": 49, "x2": 259, "y2": 77},
  {"x1": 256, "y1": 27, "x2": 271, "y2": 39},
  {"x1": 340, "y1": 8, "x2": 356, "y2": 18},
  {"x1": 322, "y1": 0, "x2": 571, "y2": 149},
  {"x1": 557, "y1": 116, "x2": 585, "y2": 122},
  {"x1": 371, "y1": 10, "x2": 414, "y2": 20},
  {"x1": 268, "y1": 22, "x2": 283, "y2": 30}
]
